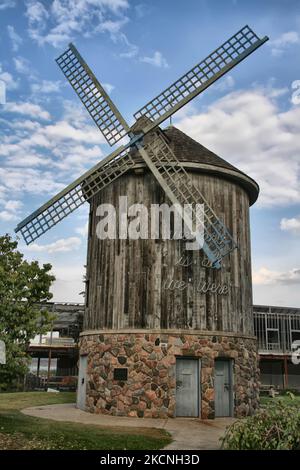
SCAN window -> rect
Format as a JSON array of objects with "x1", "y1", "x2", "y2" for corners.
[
  {"x1": 267, "y1": 328, "x2": 280, "y2": 350},
  {"x1": 113, "y1": 368, "x2": 128, "y2": 381}
]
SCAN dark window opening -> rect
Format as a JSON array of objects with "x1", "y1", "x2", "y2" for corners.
[{"x1": 113, "y1": 368, "x2": 128, "y2": 381}]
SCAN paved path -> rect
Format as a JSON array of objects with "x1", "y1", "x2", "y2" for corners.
[{"x1": 22, "y1": 404, "x2": 235, "y2": 450}]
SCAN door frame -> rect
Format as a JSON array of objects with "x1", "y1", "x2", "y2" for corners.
[
  {"x1": 175, "y1": 356, "x2": 201, "y2": 418},
  {"x1": 214, "y1": 357, "x2": 234, "y2": 417}
]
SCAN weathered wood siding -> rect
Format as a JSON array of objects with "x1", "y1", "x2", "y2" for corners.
[{"x1": 84, "y1": 167, "x2": 254, "y2": 335}]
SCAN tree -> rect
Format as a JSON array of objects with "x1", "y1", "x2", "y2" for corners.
[{"x1": 0, "y1": 234, "x2": 55, "y2": 390}]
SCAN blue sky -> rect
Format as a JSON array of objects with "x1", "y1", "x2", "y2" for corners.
[{"x1": 1, "y1": 0, "x2": 300, "y2": 306}]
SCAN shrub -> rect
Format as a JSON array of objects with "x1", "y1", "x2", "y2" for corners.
[{"x1": 221, "y1": 398, "x2": 300, "y2": 450}]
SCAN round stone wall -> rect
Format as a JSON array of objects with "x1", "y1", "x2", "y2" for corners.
[{"x1": 80, "y1": 330, "x2": 259, "y2": 419}]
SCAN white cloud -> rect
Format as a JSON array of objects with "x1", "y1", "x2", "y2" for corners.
[
  {"x1": 25, "y1": 236, "x2": 82, "y2": 253},
  {"x1": 212, "y1": 75, "x2": 235, "y2": 92},
  {"x1": 0, "y1": 0, "x2": 15, "y2": 10},
  {"x1": 4, "y1": 102, "x2": 51, "y2": 120},
  {"x1": 25, "y1": 0, "x2": 129, "y2": 48},
  {"x1": 0, "y1": 210, "x2": 16, "y2": 221},
  {"x1": 42, "y1": 120, "x2": 104, "y2": 144},
  {"x1": 269, "y1": 31, "x2": 300, "y2": 57},
  {"x1": 4, "y1": 200, "x2": 23, "y2": 211},
  {"x1": 176, "y1": 88, "x2": 300, "y2": 207},
  {"x1": 140, "y1": 51, "x2": 168, "y2": 68},
  {"x1": 31, "y1": 80, "x2": 62, "y2": 94},
  {"x1": 102, "y1": 82, "x2": 114, "y2": 94},
  {"x1": 96, "y1": 17, "x2": 128, "y2": 35},
  {"x1": 13, "y1": 56, "x2": 31, "y2": 74},
  {"x1": 75, "y1": 221, "x2": 88, "y2": 237},
  {"x1": 0, "y1": 64, "x2": 18, "y2": 90},
  {"x1": 0, "y1": 167, "x2": 64, "y2": 195},
  {"x1": 253, "y1": 267, "x2": 300, "y2": 285},
  {"x1": 7, "y1": 25, "x2": 23, "y2": 52},
  {"x1": 118, "y1": 33, "x2": 139, "y2": 58},
  {"x1": 0, "y1": 199, "x2": 23, "y2": 221},
  {"x1": 50, "y1": 264, "x2": 85, "y2": 302},
  {"x1": 280, "y1": 216, "x2": 300, "y2": 235}
]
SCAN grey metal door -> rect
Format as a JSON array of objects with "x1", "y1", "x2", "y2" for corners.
[
  {"x1": 215, "y1": 359, "x2": 233, "y2": 417},
  {"x1": 176, "y1": 358, "x2": 199, "y2": 417},
  {"x1": 77, "y1": 355, "x2": 87, "y2": 410}
]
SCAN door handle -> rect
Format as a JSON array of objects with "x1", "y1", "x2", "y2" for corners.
[{"x1": 81, "y1": 378, "x2": 85, "y2": 385}]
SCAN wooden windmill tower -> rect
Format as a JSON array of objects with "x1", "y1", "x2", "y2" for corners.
[{"x1": 16, "y1": 26, "x2": 268, "y2": 419}]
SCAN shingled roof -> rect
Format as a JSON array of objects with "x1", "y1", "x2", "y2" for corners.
[
  {"x1": 129, "y1": 120, "x2": 259, "y2": 205},
  {"x1": 163, "y1": 126, "x2": 237, "y2": 171}
]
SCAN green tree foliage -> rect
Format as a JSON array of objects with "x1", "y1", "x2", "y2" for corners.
[
  {"x1": 0, "y1": 234, "x2": 55, "y2": 390},
  {"x1": 221, "y1": 396, "x2": 300, "y2": 450}
]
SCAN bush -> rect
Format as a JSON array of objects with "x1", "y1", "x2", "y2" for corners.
[{"x1": 221, "y1": 397, "x2": 300, "y2": 450}]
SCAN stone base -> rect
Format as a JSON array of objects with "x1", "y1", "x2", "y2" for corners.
[{"x1": 80, "y1": 329, "x2": 259, "y2": 419}]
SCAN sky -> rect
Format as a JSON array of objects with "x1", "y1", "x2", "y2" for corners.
[{"x1": 0, "y1": 0, "x2": 300, "y2": 307}]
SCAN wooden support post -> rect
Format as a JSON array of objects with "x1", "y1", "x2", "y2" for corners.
[
  {"x1": 37, "y1": 357, "x2": 41, "y2": 377},
  {"x1": 283, "y1": 356, "x2": 288, "y2": 389},
  {"x1": 47, "y1": 329, "x2": 53, "y2": 388},
  {"x1": 47, "y1": 349, "x2": 52, "y2": 389}
]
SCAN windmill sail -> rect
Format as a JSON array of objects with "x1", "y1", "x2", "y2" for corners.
[
  {"x1": 137, "y1": 130, "x2": 236, "y2": 267},
  {"x1": 15, "y1": 146, "x2": 135, "y2": 244},
  {"x1": 56, "y1": 43, "x2": 129, "y2": 146},
  {"x1": 134, "y1": 25, "x2": 268, "y2": 129},
  {"x1": 16, "y1": 25, "x2": 268, "y2": 267}
]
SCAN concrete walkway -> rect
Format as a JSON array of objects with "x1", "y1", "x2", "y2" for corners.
[{"x1": 22, "y1": 404, "x2": 235, "y2": 450}]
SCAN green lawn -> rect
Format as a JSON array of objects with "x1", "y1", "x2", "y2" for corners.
[
  {"x1": 0, "y1": 392, "x2": 171, "y2": 450},
  {"x1": 260, "y1": 394, "x2": 300, "y2": 407}
]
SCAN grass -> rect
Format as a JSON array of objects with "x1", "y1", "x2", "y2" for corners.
[
  {"x1": 0, "y1": 392, "x2": 172, "y2": 450},
  {"x1": 260, "y1": 394, "x2": 300, "y2": 407}
]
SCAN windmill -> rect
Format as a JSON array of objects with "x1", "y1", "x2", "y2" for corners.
[{"x1": 15, "y1": 25, "x2": 268, "y2": 269}]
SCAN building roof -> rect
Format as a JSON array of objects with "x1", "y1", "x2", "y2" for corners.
[
  {"x1": 130, "y1": 121, "x2": 259, "y2": 206},
  {"x1": 162, "y1": 126, "x2": 259, "y2": 205},
  {"x1": 163, "y1": 126, "x2": 237, "y2": 171}
]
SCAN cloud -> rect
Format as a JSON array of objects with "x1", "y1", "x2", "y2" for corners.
[
  {"x1": 25, "y1": 236, "x2": 82, "y2": 253},
  {"x1": 253, "y1": 267, "x2": 300, "y2": 285},
  {"x1": 0, "y1": 0, "x2": 16, "y2": 10},
  {"x1": 176, "y1": 88, "x2": 300, "y2": 207},
  {"x1": 96, "y1": 17, "x2": 129, "y2": 35},
  {"x1": 75, "y1": 222, "x2": 88, "y2": 237},
  {"x1": 41, "y1": 120, "x2": 104, "y2": 144},
  {"x1": 0, "y1": 167, "x2": 64, "y2": 195},
  {"x1": 0, "y1": 64, "x2": 18, "y2": 90},
  {"x1": 4, "y1": 200, "x2": 23, "y2": 211},
  {"x1": 118, "y1": 33, "x2": 139, "y2": 58},
  {"x1": 269, "y1": 31, "x2": 300, "y2": 57},
  {"x1": 13, "y1": 56, "x2": 32, "y2": 75},
  {"x1": 140, "y1": 51, "x2": 168, "y2": 68},
  {"x1": 280, "y1": 216, "x2": 300, "y2": 235},
  {"x1": 102, "y1": 83, "x2": 114, "y2": 94},
  {"x1": 50, "y1": 264, "x2": 85, "y2": 302},
  {"x1": 0, "y1": 199, "x2": 23, "y2": 221},
  {"x1": 4, "y1": 102, "x2": 51, "y2": 120},
  {"x1": 212, "y1": 75, "x2": 235, "y2": 92},
  {"x1": 31, "y1": 80, "x2": 62, "y2": 94},
  {"x1": 25, "y1": 0, "x2": 129, "y2": 48},
  {"x1": 7, "y1": 25, "x2": 23, "y2": 52},
  {"x1": 0, "y1": 210, "x2": 16, "y2": 221}
]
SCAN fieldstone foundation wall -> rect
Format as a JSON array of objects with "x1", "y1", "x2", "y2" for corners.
[{"x1": 80, "y1": 330, "x2": 259, "y2": 419}]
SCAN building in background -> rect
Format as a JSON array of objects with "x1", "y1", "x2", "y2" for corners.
[
  {"x1": 27, "y1": 303, "x2": 83, "y2": 390},
  {"x1": 27, "y1": 302, "x2": 300, "y2": 394},
  {"x1": 254, "y1": 305, "x2": 300, "y2": 391}
]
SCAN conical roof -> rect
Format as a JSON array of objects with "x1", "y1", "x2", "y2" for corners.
[
  {"x1": 163, "y1": 126, "x2": 238, "y2": 172},
  {"x1": 130, "y1": 120, "x2": 259, "y2": 205}
]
